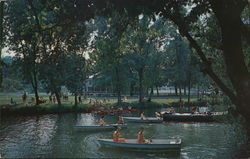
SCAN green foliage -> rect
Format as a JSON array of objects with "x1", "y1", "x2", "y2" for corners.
[{"x1": 63, "y1": 53, "x2": 86, "y2": 95}]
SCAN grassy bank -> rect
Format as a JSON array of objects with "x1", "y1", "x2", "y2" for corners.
[
  {"x1": 0, "y1": 94, "x2": 225, "y2": 116},
  {"x1": 1, "y1": 103, "x2": 92, "y2": 116}
]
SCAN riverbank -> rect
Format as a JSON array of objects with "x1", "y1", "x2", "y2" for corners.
[
  {"x1": 1, "y1": 104, "x2": 92, "y2": 116},
  {"x1": 0, "y1": 95, "x2": 225, "y2": 116}
]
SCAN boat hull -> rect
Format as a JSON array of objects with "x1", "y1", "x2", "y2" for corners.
[
  {"x1": 98, "y1": 139, "x2": 181, "y2": 152},
  {"x1": 123, "y1": 117, "x2": 163, "y2": 123},
  {"x1": 74, "y1": 124, "x2": 127, "y2": 131},
  {"x1": 163, "y1": 112, "x2": 227, "y2": 122}
]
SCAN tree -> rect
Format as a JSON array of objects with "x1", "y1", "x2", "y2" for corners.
[
  {"x1": 122, "y1": 15, "x2": 164, "y2": 105},
  {"x1": 64, "y1": 53, "x2": 86, "y2": 107},
  {"x1": 6, "y1": 0, "x2": 42, "y2": 105},
  {"x1": 89, "y1": 13, "x2": 130, "y2": 105},
  {"x1": 85, "y1": 0, "x2": 250, "y2": 120},
  {"x1": 0, "y1": 1, "x2": 5, "y2": 88}
]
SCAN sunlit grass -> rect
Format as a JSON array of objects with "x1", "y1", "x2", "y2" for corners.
[{"x1": 1, "y1": 92, "x2": 224, "y2": 115}]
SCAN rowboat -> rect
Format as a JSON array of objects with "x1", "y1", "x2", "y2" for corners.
[
  {"x1": 98, "y1": 139, "x2": 181, "y2": 152},
  {"x1": 74, "y1": 124, "x2": 127, "y2": 131},
  {"x1": 162, "y1": 111, "x2": 228, "y2": 122},
  {"x1": 123, "y1": 117, "x2": 163, "y2": 123}
]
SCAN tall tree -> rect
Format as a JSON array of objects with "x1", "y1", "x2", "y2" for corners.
[
  {"x1": 90, "y1": 13, "x2": 130, "y2": 105},
  {"x1": 6, "y1": 0, "x2": 42, "y2": 104},
  {"x1": 64, "y1": 53, "x2": 86, "y2": 107}
]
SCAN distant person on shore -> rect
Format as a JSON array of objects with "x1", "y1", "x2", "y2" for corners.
[
  {"x1": 31, "y1": 97, "x2": 35, "y2": 104},
  {"x1": 140, "y1": 112, "x2": 147, "y2": 120},
  {"x1": 78, "y1": 95, "x2": 82, "y2": 104},
  {"x1": 113, "y1": 127, "x2": 126, "y2": 142},
  {"x1": 99, "y1": 116, "x2": 106, "y2": 126},
  {"x1": 89, "y1": 99, "x2": 92, "y2": 104},
  {"x1": 10, "y1": 98, "x2": 16, "y2": 105},
  {"x1": 22, "y1": 92, "x2": 27, "y2": 104}
]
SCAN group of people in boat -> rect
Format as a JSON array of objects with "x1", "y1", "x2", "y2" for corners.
[
  {"x1": 113, "y1": 126, "x2": 151, "y2": 144},
  {"x1": 98, "y1": 112, "x2": 162, "y2": 144},
  {"x1": 99, "y1": 116, "x2": 125, "y2": 126},
  {"x1": 140, "y1": 111, "x2": 162, "y2": 120}
]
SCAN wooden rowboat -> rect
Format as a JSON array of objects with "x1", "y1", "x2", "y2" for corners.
[
  {"x1": 122, "y1": 117, "x2": 163, "y2": 123},
  {"x1": 74, "y1": 124, "x2": 127, "y2": 131},
  {"x1": 98, "y1": 139, "x2": 181, "y2": 152},
  {"x1": 162, "y1": 111, "x2": 228, "y2": 122}
]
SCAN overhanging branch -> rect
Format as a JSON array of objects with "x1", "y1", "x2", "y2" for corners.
[{"x1": 165, "y1": 13, "x2": 238, "y2": 104}]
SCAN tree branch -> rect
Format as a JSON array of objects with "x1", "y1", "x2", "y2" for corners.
[{"x1": 165, "y1": 13, "x2": 239, "y2": 104}]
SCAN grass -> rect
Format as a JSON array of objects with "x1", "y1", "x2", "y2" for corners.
[{"x1": 0, "y1": 92, "x2": 225, "y2": 116}]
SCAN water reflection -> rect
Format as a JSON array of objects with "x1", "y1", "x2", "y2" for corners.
[{"x1": 0, "y1": 111, "x2": 249, "y2": 158}]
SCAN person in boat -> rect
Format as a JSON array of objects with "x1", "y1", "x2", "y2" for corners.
[
  {"x1": 113, "y1": 126, "x2": 126, "y2": 142},
  {"x1": 99, "y1": 116, "x2": 106, "y2": 126},
  {"x1": 191, "y1": 106, "x2": 198, "y2": 114},
  {"x1": 137, "y1": 127, "x2": 151, "y2": 144},
  {"x1": 117, "y1": 116, "x2": 125, "y2": 124},
  {"x1": 169, "y1": 107, "x2": 175, "y2": 114},
  {"x1": 155, "y1": 112, "x2": 162, "y2": 119},
  {"x1": 140, "y1": 112, "x2": 147, "y2": 120}
]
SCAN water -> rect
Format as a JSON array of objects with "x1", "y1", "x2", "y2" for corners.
[{"x1": 0, "y1": 110, "x2": 249, "y2": 158}]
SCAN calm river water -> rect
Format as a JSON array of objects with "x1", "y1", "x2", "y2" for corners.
[{"x1": 0, "y1": 109, "x2": 249, "y2": 158}]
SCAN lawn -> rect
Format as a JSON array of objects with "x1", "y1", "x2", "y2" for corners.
[{"x1": 0, "y1": 92, "x2": 225, "y2": 116}]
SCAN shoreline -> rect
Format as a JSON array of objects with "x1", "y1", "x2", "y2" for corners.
[{"x1": 0, "y1": 100, "x2": 223, "y2": 117}]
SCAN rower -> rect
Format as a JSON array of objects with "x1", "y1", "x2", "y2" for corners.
[
  {"x1": 117, "y1": 116, "x2": 125, "y2": 124},
  {"x1": 140, "y1": 112, "x2": 147, "y2": 120},
  {"x1": 137, "y1": 127, "x2": 151, "y2": 144},
  {"x1": 169, "y1": 107, "x2": 175, "y2": 114},
  {"x1": 113, "y1": 126, "x2": 126, "y2": 142},
  {"x1": 155, "y1": 112, "x2": 162, "y2": 119},
  {"x1": 99, "y1": 116, "x2": 106, "y2": 126}
]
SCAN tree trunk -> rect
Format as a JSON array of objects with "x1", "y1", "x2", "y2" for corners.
[
  {"x1": 146, "y1": 87, "x2": 149, "y2": 96},
  {"x1": 74, "y1": 93, "x2": 78, "y2": 107},
  {"x1": 184, "y1": 86, "x2": 187, "y2": 95},
  {"x1": 0, "y1": 2, "x2": 4, "y2": 88},
  {"x1": 55, "y1": 91, "x2": 61, "y2": 106},
  {"x1": 179, "y1": 85, "x2": 182, "y2": 102},
  {"x1": 174, "y1": 84, "x2": 178, "y2": 96},
  {"x1": 115, "y1": 67, "x2": 122, "y2": 105},
  {"x1": 197, "y1": 85, "x2": 200, "y2": 99},
  {"x1": 34, "y1": 86, "x2": 39, "y2": 105},
  {"x1": 209, "y1": 0, "x2": 250, "y2": 120},
  {"x1": 130, "y1": 82, "x2": 134, "y2": 97},
  {"x1": 156, "y1": 86, "x2": 159, "y2": 96},
  {"x1": 30, "y1": 72, "x2": 40, "y2": 105},
  {"x1": 138, "y1": 68, "x2": 144, "y2": 104},
  {"x1": 188, "y1": 75, "x2": 191, "y2": 104},
  {"x1": 148, "y1": 87, "x2": 153, "y2": 102},
  {"x1": 168, "y1": 1, "x2": 250, "y2": 120},
  {"x1": 33, "y1": 72, "x2": 40, "y2": 106}
]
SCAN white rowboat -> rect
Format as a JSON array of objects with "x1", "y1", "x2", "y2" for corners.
[
  {"x1": 74, "y1": 124, "x2": 127, "y2": 131},
  {"x1": 123, "y1": 117, "x2": 163, "y2": 123},
  {"x1": 98, "y1": 139, "x2": 181, "y2": 152}
]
